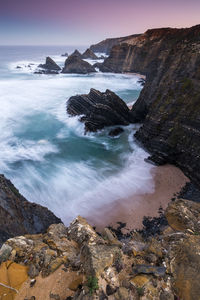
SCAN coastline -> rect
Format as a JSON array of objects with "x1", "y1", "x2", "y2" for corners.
[{"x1": 86, "y1": 164, "x2": 189, "y2": 231}]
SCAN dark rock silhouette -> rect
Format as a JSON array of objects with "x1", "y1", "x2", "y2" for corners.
[
  {"x1": 67, "y1": 88, "x2": 135, "y2": 132},
  {"x1": 62, "y1": 56, "x2": 96, "y2": 74}
]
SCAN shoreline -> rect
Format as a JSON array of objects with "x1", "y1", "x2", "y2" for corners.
[{"x1": 86, "y1": 164, "x2": 189, "y2": 231}]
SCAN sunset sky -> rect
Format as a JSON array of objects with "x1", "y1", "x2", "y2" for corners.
[{"x1": 0, "y1": 0, "x2": 200, "y2": 45}]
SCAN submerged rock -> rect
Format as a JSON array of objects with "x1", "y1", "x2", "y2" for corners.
[
  {"x1": 67, "y1": 88, "x2": 135, "y2": 132},
  {"x1": 61, "y1": 52, "x2": 68, "y2": 57},
  {"x1": 37, "y1": 56, "x2": 61, "y2": 74},
  {"x1": 0, "y1": 174, "x2": 61, "y2": 246},
  {"x1": 62, "y1": 56, "x2": 96, "y2": 74},
  {"x1": 81, "y1": 49, "x2": 98, "y2": 59},
  {"x1": 109, "y1": 127, "x2": 124, "y2": 137}
]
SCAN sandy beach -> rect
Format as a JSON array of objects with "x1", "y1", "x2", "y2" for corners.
[{"x1": 87, "y1": 164, "x2": 189, "y2": 231}]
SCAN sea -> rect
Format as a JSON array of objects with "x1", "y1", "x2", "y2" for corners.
[{"x1": 0, "y1": 45, "x2": 154, "y2": 223}]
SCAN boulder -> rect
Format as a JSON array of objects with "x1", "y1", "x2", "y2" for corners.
[
  {"x1": 169, "y1": 235, "x2": 200, "y2": 300},
  {"x1": 81, "y1": 49, "x2": 98, "y2": 59},
  {"x1": 67, "y1": 88, "x2": 135, "y2": 132},
  {"x1": 37, "y1": 56, "x2": 61, "y2": 74},
  {"x1": 166, "y1": 199, "x2": 200, "y2": 233},
  {"x1": 62, "y1": 56, "x2": 96, "y2": 74}
]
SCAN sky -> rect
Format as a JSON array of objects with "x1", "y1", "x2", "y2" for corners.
[{"x1": 0, "y1": 0, "x2": 200, "y2": 46}]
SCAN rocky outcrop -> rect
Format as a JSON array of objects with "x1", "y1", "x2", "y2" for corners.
[
  {"x1": 90, "y1": 34, "x2": 141, "y2": 54},
  {"x1": 62, "y1": 56, "x2": 96, "y2": 74},
  {"x1": 37, "y1": 56, "x2": 61, "y2": 74},
  {"x1": 0, "y1": 199, "x2": 199, "y2": 300},
  {"x1": 70, "y1": 49, "x2": 82, "y2": 58},
  {"x1": 81, "y1": 48, "x2": 98, "y2": 59},
  {"x1": 66, "y1": 88, "x2": 135, "y2": 132},
  {"x1": 101, "y1": 25, "x2": 200, "y2": 187},
  {"x1": 0, "y1": 174, "x2": 61, "y2": 246}
]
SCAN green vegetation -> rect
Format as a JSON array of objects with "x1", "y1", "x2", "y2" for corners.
[
  {"x1": 137, "y1": 287, "x2": 145, "y2": 297},
  {"x1": 87, "y1": 276, "x2": 99, "y2": 295}
]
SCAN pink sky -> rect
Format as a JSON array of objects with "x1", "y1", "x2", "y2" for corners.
[{"x1": 0, "y1": 0, "x2": 200, "y2": 45}]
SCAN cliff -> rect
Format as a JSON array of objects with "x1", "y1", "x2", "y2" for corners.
[
  {"x1": 0, "y1": 198, "x2": 199, "y2": 300},
  {"x1": 89, "y1": 34, "x2": 141, "y2": 54},
  {"x1": 0, "y1": 174, "x2": 61, "y2": 246},
  {"x1": 101, "y1": 25, "x2": 200, "y2": 187}
]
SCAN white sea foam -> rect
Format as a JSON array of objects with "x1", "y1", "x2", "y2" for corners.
[{"x1": 0, "y1": 60, "x2": 153, "y2": 224}]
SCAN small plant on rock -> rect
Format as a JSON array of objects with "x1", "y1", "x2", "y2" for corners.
[{"x1": 87, "y1": 276, "x2": 99, "y2": 295}]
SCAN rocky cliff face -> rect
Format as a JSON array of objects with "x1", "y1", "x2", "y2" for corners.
[
  {"x1": 90, "y1": 34, "x2": 141, "y2": 54},
  {"x1": 0, "y1": 198, "x2": 199, "y2": 300},
  {"x1": 101, "y1": 25, "x2": 200, "y2": 187},
  {"x1": 0, "y1": 174, "x2": 61, "y2": 246}
]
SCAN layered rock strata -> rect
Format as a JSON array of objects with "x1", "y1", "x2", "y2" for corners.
[
  {"x1": 67, "y1": 88, "x2": 135, "y2": 132},
  {"x1": 101, "y1": 25, "x2": 200, "y2": 186}
]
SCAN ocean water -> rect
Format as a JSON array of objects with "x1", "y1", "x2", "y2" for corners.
[{"x1": 0, "y1": 45, "x2": 154, "y2": 223}]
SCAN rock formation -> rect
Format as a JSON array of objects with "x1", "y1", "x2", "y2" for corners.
[
  {"x1": 90, "y1": 34, "x2": 141, "y2": 55},
  {"x1": 62, "y1": 56, "x2": 96, "y2": 74},
  {"x1": 0, "y1": 174, "x2": 61, "y2": 246},
  {"x1": 37, "y1": 56, "x2": 61, "y2": 74},
  {"x1": 101, "y1": 24, "x2": 200, "y2": 187},
  {"x1": 81, "y1": 48, "x2": 98, "y2": 59},
  {"x1": 61, "y1": 52, "x2": 68, "y2": 57},
  {"x1": 0, "y1": 198, "x2": 199, "y2": 300},
  {"x1": 67, "y1": 88, "x2": 135, "y2": 132},
  {"x1": 70, "y1": 49, "x2": 82, "y2": 58}
]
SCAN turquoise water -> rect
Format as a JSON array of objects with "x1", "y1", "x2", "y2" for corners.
[{"x1": 0, "y1": 46, "x2": 154, "y2": 223}]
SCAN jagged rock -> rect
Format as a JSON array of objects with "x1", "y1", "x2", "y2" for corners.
[
  {"x1": 166, "y1": 199, "x2": 200, "y2": 233},
  {"x1": 62, "y1": 56, "x2": 96, "y2": 74},
  {"x1": 0, "y1": 174, "x2": 61, "y2": 246},
  {"x1": 70, "y1": 49, "x2": 82, "y2": 58},
  {"x1": 81, "y1": 243, "x2": 120, "y2": 277},
  {"x1": 67, "y1": 216, "x2": 101, "y2": 245},
  {"x1": 81, "y1": 49, "x2": 98, "y2": 59},
  {"x1": 169, "y1": 234, "x2": 200, "y2": 300},
  {"x1": 67, "y1": 88, "x2": 135, "y2": 132},
  {"x1": 37, "y1": 56, "x2": 61, "y2": 74}
]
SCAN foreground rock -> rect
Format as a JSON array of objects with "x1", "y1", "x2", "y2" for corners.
[
  {"x1": 67, "y1": 88, "x2": 135, "y2": 132},
  {"x1": 37, "y1": 56, "x2": 61, "y2": 74},
  {"x1": 62, "y1": 56, "x2": 96, "y2": 74},
  {"x1": 0, "y1": 174, "x2": 61, "y2": 246},
  {"x1": 0, "y1": 198, "x2": 199, "y2": 299},
  {"x1": 81, "y1": 48, "x2": 98, "y2": 59}
]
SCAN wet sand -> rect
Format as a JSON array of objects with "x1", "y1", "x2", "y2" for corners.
[{"x1": 86, "y1": 164, "x2": 189, "y2": 231}]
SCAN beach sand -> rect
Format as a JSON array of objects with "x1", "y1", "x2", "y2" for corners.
[{"x1": 86, "y1": 164, "x2": 189, "y2": 231}]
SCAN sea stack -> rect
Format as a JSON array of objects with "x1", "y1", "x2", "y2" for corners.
[
  {"x1": 62, "y1": 56, "x2": 96, "y2": 74},
  {"x1": 81, "y1": 48, "x2": 98, "y2": 59},
  {"x1": 67, "y1": 88, "x2": 135, "y2": 132}
]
